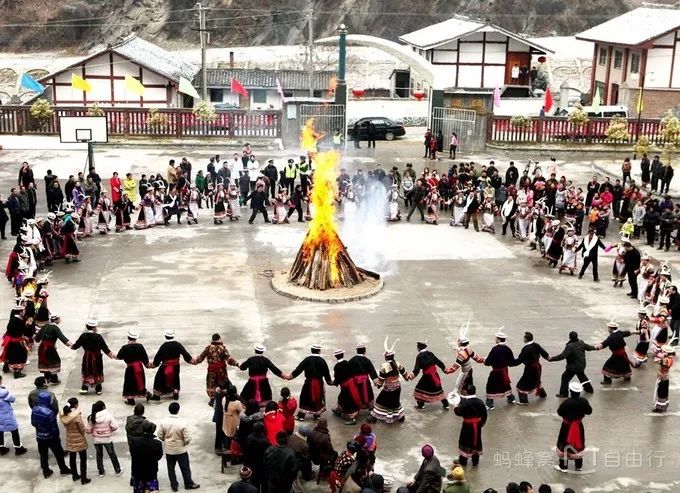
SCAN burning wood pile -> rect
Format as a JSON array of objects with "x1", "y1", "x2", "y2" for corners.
[{"x1": 288, "y1": 119, "x2": 379, "y2": 290}]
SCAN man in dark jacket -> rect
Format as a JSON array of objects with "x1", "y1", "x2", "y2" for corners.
[
  {"x1": 228, "y1": 466, "x2": 259, "y2": 493},
  {"x1": 659, "y1": 206, "x2": 674, "y2": 251},
  {"x1": 624, "y1": 241, "x2": 642, "y2": 298},
  {"x1": 643, "y1": 207, "x2": 661, "y2": 247},
  {"x1": 245, "y1": 421, "x2": 270, "y2": 488},
  {"x1": 130, "y1": 421, "x2": 164, "y2": 492},
  {"x1": 217, "y1": 162, "x2": 231, "y2": 188},
  {"x1": 661, "y1": 163, "x2": 674, "y2": 194},
  {"x1": 651, "y1": 156, "x2": 663, "y2": 192},
  {"x1": 307, "y1": 417, "x2": 335, "y2": 469},
  {"x1": 31, "y1": 391, "x2": 70, "y2": 478},
  {"x1": 28, "y1": 377, "x2": 58, "y2": 413},
  {"x1": 406, "y1": 180, "x2": 428, "y2": 222},
  {"x1": 287, "y1": 425, "x2": 314, "y2": 480},
  {"x1": 244, "y1": 183, "x2": 270, "y2": 224},
  {"x1": 264, "y1": 160, "x2": 279, "y2": 198},
  {"x1": 549, "y1": 331, "x2": 597, "y2": 397},
  {"x1": 6, "y1": 189, "x2": 21, "y2": 236},
  {"x1": 398, "y1": 444, "x2": 442, "y2": 493},
  {"x1": 126, "y1": 403, "x2": 153, "y2": 484},
  {"x1": 263, "y1": 431, "x2": 298, "y2": 493},
  {"x1": 366, "y1": 122, "x2": 377, "y2": 149}
]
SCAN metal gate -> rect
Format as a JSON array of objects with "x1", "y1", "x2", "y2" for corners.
[
  {"x1": 431, "y1": 107, "x2": 476, "y2": 152},
  {"x1": 299, "y1": 104, "x2": 345, "y2": 149}
]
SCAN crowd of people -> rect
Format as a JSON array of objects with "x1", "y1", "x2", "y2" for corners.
[{"x1": 1, "y1": 149, "x2": 679, "y2": 493}]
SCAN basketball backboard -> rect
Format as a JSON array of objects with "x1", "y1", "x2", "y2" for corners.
[{"x1": 59, "y1": 116, "x2": 108, "y2": 143}]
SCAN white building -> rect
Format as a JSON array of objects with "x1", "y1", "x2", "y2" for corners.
[
  {"x1": 398, "y1": 15, "x2": 552, "y2": 89},
  {"x1": 197, "y1": 68, "x2": 335, "y2": 109},
  {"x1": 34, "y1": 33, "x2": 197, "y2": 108},
  {"x1": 577, "y1": 6, "x2": 680, "y2": 116}
]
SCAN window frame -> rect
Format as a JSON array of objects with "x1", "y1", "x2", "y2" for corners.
[
  {"x1": 209, "y1": 88, "x2": 224, "y2": 103},
  {"x1": 598, "y1": 47, "x2": 607, "y2": 66},
  {"x1": 251, "y1": 89, "x2": 267, "y2": 104},
  {"x1": 630, "y1": 53, "x2": 640, "y2": 74},
  {"x1": 613, "y1": 50, "x2": 623, "y2": 69}
]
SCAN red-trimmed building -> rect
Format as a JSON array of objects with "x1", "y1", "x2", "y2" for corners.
[
  {"x1": 577, "y1": 6, "x2": 680, "y2": 116},
  {"x1": 32, "y1": 33, "x2": 197, "y2": 108}
]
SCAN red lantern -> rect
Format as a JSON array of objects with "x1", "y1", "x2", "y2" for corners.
[
  {"x1": 538, "y1": 56, "x2": 547, "y2": 63},
  {"x1": 352, "y1": 88, "x2": 365, "y2": 98},
  {"x1": 413, "y1": 90, "x2": 426, "y2": 100}
]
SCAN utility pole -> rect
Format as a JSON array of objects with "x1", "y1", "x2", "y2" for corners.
[
  {"x1": 307, "y1": 10, "x2": 314, "y2": 98},
  {"x1": 196, "y1": 2, "x2": 208, "y2": 100}
]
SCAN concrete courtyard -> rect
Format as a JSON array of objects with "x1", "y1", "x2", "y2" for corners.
[{"x1": 0, "y1": 135, "x2": 678, "y2": 493}]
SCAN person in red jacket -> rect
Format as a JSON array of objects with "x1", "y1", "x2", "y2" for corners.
[
  {"x1": 263, "y1": 401, "x2": 284, "y2": 445},
  {"x1": 277, "y1": 387, "x2": 297, "y2": 435}
]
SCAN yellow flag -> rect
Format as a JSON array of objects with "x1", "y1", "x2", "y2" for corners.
[
  {"x1": 636, "y1": 89, "x2": 644, "y2": 114},
  {"x1": 71, "y1": 73, "x2": 92, "y2": 93},
  {"x1": 124, "y1": 74, "x2": 145, "y2": 96}
]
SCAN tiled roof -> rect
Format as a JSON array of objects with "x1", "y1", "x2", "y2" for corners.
[
  {"x1": 576, "y1": 7, "x2": 680, "y2": 46},
  {"x1": 112, "y1": 34, "x2": 198, "y2": 82},
  {"x1": 196, "y1": 68, "x2": 336, "y2": 90}
]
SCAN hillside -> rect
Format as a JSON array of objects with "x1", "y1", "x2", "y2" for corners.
[{"x1": 0, "y1": 0, "x2": 673, "y2": 52}]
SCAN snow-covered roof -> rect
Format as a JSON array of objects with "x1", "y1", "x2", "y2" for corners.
[
  {"x1": 399, "y1": 15, "x2": 553, "y2": 53},
  {"x1": 38, "y1": 33, "x2": 197, "y2": 83},
  {"x1": 576, "y1": 7, "x2": 680, "y2": 46},
  {"x1": 112, "y1": 34, "x2": 197, "y2": 82}
]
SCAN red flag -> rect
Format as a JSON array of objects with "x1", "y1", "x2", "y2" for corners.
[
  {"x1": 544, "y1": 86, "x2": 553, "y2": 113},
  {"x1": 231, "y1": 78, "x2": 249, "y2": 98}
]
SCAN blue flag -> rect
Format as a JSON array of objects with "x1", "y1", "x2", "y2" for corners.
[{"x1": 20, "y1": 73, "x2": 45, "y2": 93}]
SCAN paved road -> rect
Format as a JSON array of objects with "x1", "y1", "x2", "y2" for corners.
[{"x1": 0, "y1": 141, "x2": 678, "y2": 493}]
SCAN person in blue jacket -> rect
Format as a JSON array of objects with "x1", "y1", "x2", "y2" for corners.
[{"x1": 31, "y1": 390, "x2": 70, "y2": 478}]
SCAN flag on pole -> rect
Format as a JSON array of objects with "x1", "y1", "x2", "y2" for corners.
[
  {"x1": 544, "y1": 85, "x2": 553, "y2": 113},
  {"x1": 20, "y1": 73, "x2": 45, "y2": 93},
  {"x1": 231, "y1": 78, "x2": 249, "y2": 98},
  {"x1": 178, "y1": 76, "x2": 200, "y2": 99},
  {"x1": 591, "y1": 87, "x2": 601, "y2": 113},
  {"x1": 275, "y1": 77, "x2": 285, "y2": 100},
  {"x1": 124, "y1": 74, "x2": 145, "y2": 96},
  {"x1": 636, "y1": 89, "x2": 644, "y2": 114},
  {"x1": 71, "y1": 73, "x2": 92, "y2": 92},
  {"x1": 492, "y1": 86, "x2": 501, "y2": 108}
]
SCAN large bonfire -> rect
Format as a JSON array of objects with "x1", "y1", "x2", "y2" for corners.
[{"x1": 288, "y1": 119, "x2": 377, "y2": 290}]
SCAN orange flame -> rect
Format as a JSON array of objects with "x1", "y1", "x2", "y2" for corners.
[{"x1": 300, "y1": 118, "x2": 343, "y2": 285}]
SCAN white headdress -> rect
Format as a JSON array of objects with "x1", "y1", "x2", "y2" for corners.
[
  {"x1": 606, "y1": 318, "x2": 618, "y2": 329},
  {"x1": 383, "y1": 336, "x2": 399, "y2": 356},
  {"x1": 458, "y1": 319, "x2": 470, "y2": 344},
  {"x1": 495, "y1": 326, "x2": 507, "y2": 339}
]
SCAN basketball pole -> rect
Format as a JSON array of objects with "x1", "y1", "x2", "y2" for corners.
[{"x1": 84, "y1": 141, "x2": 94, "y2": 174}]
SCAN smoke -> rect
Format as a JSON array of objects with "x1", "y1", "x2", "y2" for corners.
[{"x1": 339, "y1": 179, "x2": 398, "y2": 277}]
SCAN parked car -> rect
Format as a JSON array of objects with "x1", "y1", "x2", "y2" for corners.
[
  {"x1": 348, "y1": 117, "x2": 406, "y2": 141},
  {"x1": 559, "y1": 105, "x2": 628, "y2": 118}
]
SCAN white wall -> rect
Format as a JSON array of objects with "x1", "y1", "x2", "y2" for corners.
[
  {"x1": 646, "y1": 47, "x2": 673, "y2": 89},
  {"x1": 346, "y1": 98, "x2": 428, "y2": 122}
]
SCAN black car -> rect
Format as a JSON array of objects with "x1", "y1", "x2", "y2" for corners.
[{"x1": 348, "y1": 117, "x2": 406, "y2": 141}]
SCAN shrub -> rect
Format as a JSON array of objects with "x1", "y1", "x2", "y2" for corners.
[
  {"x1": 87, "y1": 103, "x2": 104, "y2": 117},
  {"x1": 148, "y1": 108, "x2": 168, "y2": 131},
  {"x1": 29, "y1": 99, "x2": 54, "y2": 126},
  {"x1": 193, "y1": 100, "x2": 216, "y2": 122},
  {"x1": 605, "y1": 116, "x2": 630, "y2": 142},
  {"x1": 567, "y1": 106, "x2": 589, "y2": 127},
  {"x1": 510, "y1": 115, "x2": 532, "y2": 129}
]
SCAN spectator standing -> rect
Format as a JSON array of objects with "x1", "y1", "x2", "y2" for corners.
[
  {"x1": 126, "y1": 403, "x2": 152, "y2": 485},
  {"x1": 157, "y1": 402, "x2": 200, "y2": 491},
  {"x1": 85, "y1": 400, "x2": 122, "y2": 477},
  {"x1": 640, "y1": 153, "x2": 651, "y2": 185},
  {"x1": 661, "y1": 163, "x2": 674, "y2": 194},
  {"x1": 245, "y1": 421, "x2": 269, "y2": 489},
  {"x1": 18, "y1": 162, "x2": 35, "y2": 188},
  {"x1": 263, "y1": 431, "x2": 298, "y2": 493},
  {"x1": 6, "y1": 188, "x2": 21, "y2": 236},
  {"x1": 31, "y1": 391, "x2": 70, "y2": 478},
  {"x1": 60, "y1": 397, "x2": 90, "y2": 484},
  {"x1": 621, "y1": 158, "x2": 632, "y2": 186},
  {"x1": 130, "y1": 421, "x2": 164, "y2": 493},
  {"x1": 651, "y1": 155, "x2": 663, "y2": 192},
  {"x1": 367, "y1": 121, "x2": 377, "y2": 149},
  {"x1": 0, "y1": 194, "x2": 7, "y2": 239},
  {"x1": 0, "y1": 375, "x2": 27, "y2": 456}
]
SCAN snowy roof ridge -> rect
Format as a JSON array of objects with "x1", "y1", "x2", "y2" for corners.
[{"x1": 576, "y1": 6, "x2": 680, "y2": 46}]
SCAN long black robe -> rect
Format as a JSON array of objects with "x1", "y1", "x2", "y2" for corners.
[
  {"x1": 556, "y1": 396, "x2": 592, "y2": 458},
  {"x1": 240, "y1": 355, "x2": 283, "y2": 405},
  {"x1": 152, "y1": 341, "x2": 193, "y2": 396},
  {"x1": 71, "y1": 331, "x2": 111, "y2": 385},
  {"x1": 291, "y1": 354, "x2": 332, "y2": 414},
  {"x1": 600, "y1": 330, "x2": 633, "y2": 378},
  {"x1": 34, "y1": 323, "x2": 69, "y2": 373},
  {"x1": 1, "y1": 314, "x2": 28, "y2": 370},
  {"x1": 454, "y1": 396, "x2": 488, "y2": 457},
  {"x1": 349, "y1": 354, "x2": 378, "y2": 409},
  {"x1": 512, "y1": 342, "x2": 549, "y2": 395},
  {"x1": 412, "y1": 350, "x2": 446, "y2": 403},
  {"x1": 484, "y1": 344, "x2": 515, "y2": 399},
  {"x1": 117, "y1": 343, "x2": 149, "y2": 399},
  {"x1": 333, "y1": 359, "x2": 360, "y2": 419}
]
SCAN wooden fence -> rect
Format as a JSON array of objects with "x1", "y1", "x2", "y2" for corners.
[
  {"x1": 0, "y1": 105, "x2": 281, "y2": 138},
  {"x1": 488, "y1": 116, "x2": 665, "y2": 145}
]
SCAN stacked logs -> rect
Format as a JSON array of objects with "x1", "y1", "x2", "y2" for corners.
[{"x1": 288, "y1": 232, "x2": 379, "y2": 290}]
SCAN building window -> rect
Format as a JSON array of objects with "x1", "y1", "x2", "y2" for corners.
[
  {"x1": 283, "y1": 91, "x2": 293, "y2": 98},
  {"x1": 614, "y1": 50, "x2": 623, "y2": 69},
  {"x1": 313, "y1": 90, "x2": 323, "y2": 98},
  {"x1": 209, "y1": 89, "x2": 223, "y2": 102},
  {"x1": 630, "y1": 53, "x2": 640, "y2": 74},
  {"x1": 598, "y1": 47, "x2": 607, "y2": 65},
  {"x1": 252, "y1": 89, "x2": 266, "y2": 103}
]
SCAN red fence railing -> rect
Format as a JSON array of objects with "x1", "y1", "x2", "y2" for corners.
[
  {"x1": 0, "y1": 105, "x2": 281, "y2": 138},
  {"x1": 488, "y1": 116, "x2": 665, "y2": 144}
]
